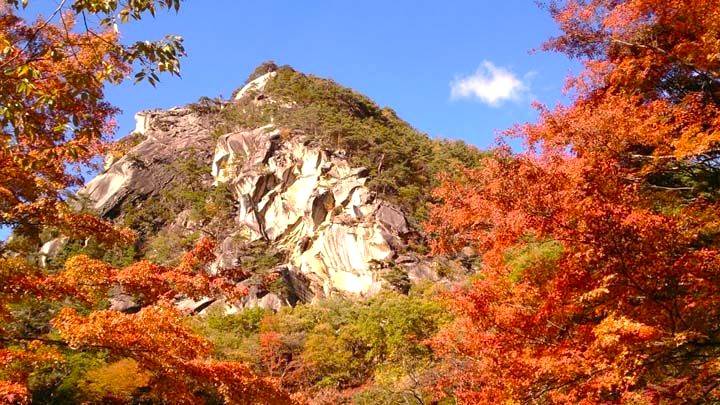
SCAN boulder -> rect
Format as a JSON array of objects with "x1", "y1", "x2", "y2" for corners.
[
  {"x1": 109, "y1": 293, "x2": 141, "y2": 314},
  {"x1": 376, "y1": 202, "x2": 409, "y2": 235},
  {"x1": 176, "y1": 297, "x2": 216, "y2": 314},
  {"x1": 38, "y1": 237, "x2": 68, "y2": 268}
]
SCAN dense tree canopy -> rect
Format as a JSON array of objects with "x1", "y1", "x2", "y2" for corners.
[
  {"x1": 426, "y1": 0, "x2": 720, "y2": 402},
  {"x1": 0, "y1": 0, "x2": 184, "y2": 247}
]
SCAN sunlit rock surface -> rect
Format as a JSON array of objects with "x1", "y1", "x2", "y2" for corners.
[
  {"x1": 38, "y1": 237, "x2": 68, "y2": 268},
  {"x1": 212, "y1": 125, "x2": 413, "y2": 297},
  {"x1": 234, "y1": 71, "x2": 277, "y2": 100}
]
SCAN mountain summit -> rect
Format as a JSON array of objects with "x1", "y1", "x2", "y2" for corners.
[{"x1": 59, "y1": 64, "x2": 483, "y2": 312}]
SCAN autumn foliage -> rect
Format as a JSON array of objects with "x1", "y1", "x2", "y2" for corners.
[
  {"x1": 52, "y1": 305, "x2": 289, "y2": 404},
  {"x1": 2, "y1": 236, "x2": 293, "y2": 404},
  {"x1": 1, "y1": 9, "x2": 128, "y2": 246},
  {"x1": 6, "y1": 0, "x2": 720, "y2": 403},
  {"x1": 49, "y1": 238, "x2": 248, "y2": 306},
  {"x1": 426, "y1": 0, "x2": 720, "y2": 402},
  {"x1": 0, "y1": 2, "x2": 293, "y2": 403}
]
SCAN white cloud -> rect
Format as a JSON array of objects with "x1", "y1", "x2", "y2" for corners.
[{"x1": 450, "y1": 61, "x2": 529, "y2": 106}]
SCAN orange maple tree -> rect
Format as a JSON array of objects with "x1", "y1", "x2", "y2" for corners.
[
  {"x1": 0, "y1": 2, "x2": 294, "y2": 403},
  {"x1": 0, "y1": 1, "x2": 184, "y2": 246},
  {"x1": 427, "y1": 0, "x2": 720, "y2": 403},
  {"x1": 47, "y1": 239, "x2": 290, "y2": 404}
]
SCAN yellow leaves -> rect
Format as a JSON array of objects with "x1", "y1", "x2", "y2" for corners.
[
  {"x1": 593, "y1": 315, "x2": 660, "y2": 349},
  {"x1": 81, "y1": 358, "x2": 152, "y2": 402},
  {"x1": 580, "y1": 274, "x2": 618, "y2": 307},
  {"x1": 670, "y1": 331, "x2": 704, "y2": 350}
]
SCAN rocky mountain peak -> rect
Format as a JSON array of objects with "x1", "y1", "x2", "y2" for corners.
[{"x1": 69, "y1": 64, "x2": 482, "y2": 312}]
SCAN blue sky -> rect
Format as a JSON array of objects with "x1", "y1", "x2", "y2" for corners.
[
  {"x1": 4, "y1": 1, "x2": 578, "y2": 241},
  {"x1": 105, "y1": 0, "x2": 578, "y2": 147}
]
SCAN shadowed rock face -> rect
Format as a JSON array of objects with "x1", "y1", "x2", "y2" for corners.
[{"x1": 79, "y1": 108, "x2": 215, "y2": 217}]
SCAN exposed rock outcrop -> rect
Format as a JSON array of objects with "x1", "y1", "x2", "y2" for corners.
[
  {"x1": 212, "y1": 124, "x2": 414, "y2": 297},
  {"x1": 80, "y1": 107, "x2": 215, "y2": 217},
  {"x1": 234, "y1": 71, "x2": 277, "y2": 100},
  {"x1": 38, "y1": 237, "x2": 68, "y2": 268},
  {"x1": 78, "y1": 66, "x2": 455, "y2": 310}
]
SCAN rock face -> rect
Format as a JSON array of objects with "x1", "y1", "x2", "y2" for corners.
[
  {"x1": 234, "y1": 71, "x2": 277, "y2": 100},
  {"x1": 80, "y1": 108, "x2": 215, "y2": 217},
  {"x1": 212, "y1": 125, "x2": 411, "y2": 297},
  {"x1": 39, "y1": 237, "x2": 68, "y2": 268}
]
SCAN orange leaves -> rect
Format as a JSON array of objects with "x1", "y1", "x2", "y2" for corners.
[
  {"x1": 543, "y1": 0, "x2": 720, "y2": 161},
  {"x1": 0, "y1": 381, "x2": 28, "y2": 405},
  {"x1": 259, "y1": 331, "x2": 289, "y2": 376},
  {"x1": 180, "y1": 237, "x2": 217, "y2": 270},
  {"x1": 427, "y1": 1, "x2": 720, "y2": 401},
  {"x1": 0, "y1": 258, "x2": 44, "y2": 323},
  {"x1": 53, "y1": 305, "x2": 213, "y2": 359},
  {"x1": 52, "y1": 305, "x2": 295, "y2": 404},
  {"x1": 0, "y1": 4, "x2": 285, "y2": 403},
  {"x1": 0, "y1": 257, "x2": 42, "y2": 297},
  {"x1": 0, "y1": 11, "x2": 124, "y2": 238},
  {"x1": 0, "y1": 341, "x2": 63, "y2": 370},
  {"x1": 0, "y1": 342, "x2": 62, "y2": 405},
  {"x1": 51, "y1": 255, "x2": 115, "y2": 303},
  {"x1": 47, "y1": 237, "x2": 248, "y2": 306},
  {"x1": 55, "y1": 209, "x2": 137, "y2": 246},
  {"x1": 593, "y1": 315, "x2": 660, "y2": 349},
  {"x1": 184, "y1": 360, "x2": 295, "y2": 404},
  {"x1": 427, "y1": 148, "x2": 720, "y2": 400},
  {"x1": 37, "y1": 237, "x2": 289, "y2": 401}
]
